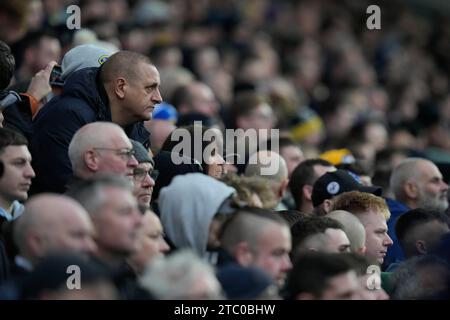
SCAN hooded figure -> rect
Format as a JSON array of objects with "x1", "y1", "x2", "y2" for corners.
[{"x1": 159, "y1": 173, "x2": 235, "y2": 258}]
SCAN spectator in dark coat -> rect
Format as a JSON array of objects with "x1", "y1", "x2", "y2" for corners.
[{"x1": 31, "y1": 51, "x2": 162, "y2": 194}]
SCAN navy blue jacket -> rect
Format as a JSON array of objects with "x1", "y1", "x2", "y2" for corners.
[
  {"x1": 30, "y1": 67, "x2": 149, "y2": 194},
  {"x1": 383, "y1": 198, "x2": 409, "y2": 270}
]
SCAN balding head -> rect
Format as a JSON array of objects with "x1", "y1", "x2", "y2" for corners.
[
  {"x1": 99, "y1": 51, "x2": 152, "y2": 84},
  {"x1": 14, "y1": 194, "x2": 96, "y2": 265},
  {"x1": 68, "y1": 122, "x2": 137, "y2": 179},
  {"x1": 390, "y1": 158, "x2": 448, "y2": 211},
  {"x1": 328, "y1": 210, "x2": 366, "y2": 254},
  {"x1": 99, "y1": 51, "x2": 162, "y2": 125},
  {"x1": 245, "y1": 151, "x2": 289, "y2": 202}
]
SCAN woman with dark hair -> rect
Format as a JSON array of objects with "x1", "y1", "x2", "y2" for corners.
[{"x1": 160, "y1": 124, "x2": 226, "y2": 179}]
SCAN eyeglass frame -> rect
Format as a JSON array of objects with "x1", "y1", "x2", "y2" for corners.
[
  {"x1": 92, "y1": 147, "x2": 136, "y2": 161},
  {"x1": 133, "y1": 167, "x2": 159, "y2": 181}
]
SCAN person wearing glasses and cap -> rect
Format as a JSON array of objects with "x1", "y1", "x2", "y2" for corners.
[
  {"x1": 130, "y1": 139, "x2": 158, "y2": 211},
  {"x1": 66, "y1": 122, "x2": 138, "y2": 191}
]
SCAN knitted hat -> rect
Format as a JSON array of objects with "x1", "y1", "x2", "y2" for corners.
[
  {"x1": 61, "y1": 44, "x2": 117, "y2": 80},
  {"x1": 130, "y1": 139, "x2": 154, "y2": 166}
]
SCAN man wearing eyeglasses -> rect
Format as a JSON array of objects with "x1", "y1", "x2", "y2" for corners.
[
  {"x1": 67, "y1": 122, "x2": 138, "y2": 189},
  {"x1": 130, "y1": 140, "x2": 157, "y2": 211}
]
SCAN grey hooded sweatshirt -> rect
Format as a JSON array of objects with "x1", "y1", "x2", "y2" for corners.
[{"x1": 159, "y1": 173, "x2": 236, "y2": 258}]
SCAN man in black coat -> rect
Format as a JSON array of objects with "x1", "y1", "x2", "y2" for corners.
[{"x1": 31, "y1": 51, "x2": 162, "y2": 194}]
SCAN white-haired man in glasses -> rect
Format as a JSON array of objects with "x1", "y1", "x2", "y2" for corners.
[{"x1": 67, "y1": 122, "x2": 139, "y2": 190}]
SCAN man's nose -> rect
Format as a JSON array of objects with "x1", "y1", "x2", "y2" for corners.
[{"x1": 127, "y1": 155, "x2": 139, "y2": 168}]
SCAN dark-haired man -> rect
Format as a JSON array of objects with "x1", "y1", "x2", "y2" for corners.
[
  {"x1": 0, "y1": 128, "x2": 35, "y2": 224},
  {"x1": 395, "y1": 208, "x2": 449, "y2": 259},
  {"x1": 289, "y1": 159, "x2": 336, "y2": 214}
]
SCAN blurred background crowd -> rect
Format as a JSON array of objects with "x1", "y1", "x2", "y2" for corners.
[{"x1": 1, "y1": 0, "x2": 450, "y2": 300}]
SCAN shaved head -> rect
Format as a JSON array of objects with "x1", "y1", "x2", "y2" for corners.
[
  {"x1": 220, "y1": 208, "x2": 288, "y2": 253},
  {"x1": 99, "y1": 51, "x2": 152, "y2": 84},
  {"x1": 328, "y1": 210, "x2": 366, "y2": 253}
]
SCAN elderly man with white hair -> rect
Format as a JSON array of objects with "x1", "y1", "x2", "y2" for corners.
[
  {"x1": 67, "y1": 122, "x2": 138, "y2": 188},
  {"x1": 384, "y1": 157, "x2": 449, "y2": 269}
]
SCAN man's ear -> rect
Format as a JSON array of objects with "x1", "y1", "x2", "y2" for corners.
[
  {"x1": 278, "y1": 178, "x2": 289, "y2": 199},
  {"x1": 84, "y1": 150, "x2": 99, "y2": 171},
  {"x1": 404, "y1": 180, "x2": 419, "y2": 199},
  {"x1": 113, "y1": 78, "x2": 127, "y2": 99},
  {"x1": 303, "y1": 185, "x2": 313, "y2": 201},
  {"x1": 323, "y1": 199, "x2": 333, "y2": 214},
  {"x1": 416, "y1": 240, "x2": 427, "y2": 255},
  {"x1": 26, "y1": 231, "x2": 46, "y2": 259},
  {"x1": 234, "y1": 242, "x2": 254, "y2": 267},
  {"x1": 356, "y1": 246, "x2": 367, "y2": 255}
]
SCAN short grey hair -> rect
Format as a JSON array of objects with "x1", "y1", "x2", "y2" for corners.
[
  {"x1": 139, "y1": 250, "x2": 223, "y2": 299},
  {"x1": 389, "y1": 158, "x2": 425, "y2": 201},
  {"x1": 245, "y1": 150, "x2": 288, "y2": 183},
  {"x1": 67, "y1": 175, "x2": 132, "y2": 215},
  {"x1": 68, "y1": 122, "x2": 127, "y2": 175}
]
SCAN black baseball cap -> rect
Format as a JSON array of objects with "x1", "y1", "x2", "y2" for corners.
[{"x1": 312, "y1": 169, "x2": 383, "y2": 207}]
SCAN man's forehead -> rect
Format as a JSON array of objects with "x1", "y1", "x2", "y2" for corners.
[
  {"x1": 259, "y1": 223, "x2": 291, "y2": 248},
  {"x1": 109, "y1": 133, "x2": 132, "y2": 148},
  {"x1": 325, "y1": 228, "x2": 349, "y2": 240},
  {"x1": 418, "y1": 161, "x2": 442, "y2": 179},
  {"x1": 143, "y1": 213, "x2": 161, "y2": 231},
  {"x1": 0, "y1": 145, "x2": 31, "y2": 158},
  {"x1": 104, "y1": 190, "x2": 137, "y2": 211},
  {"x1": 359, "y1": 210, "x2": 387, "y2": 226},
  {"x1": 138, "y1": 162, "x2": 153, "y2": 170},
  {"x1": 140, "y1": 63, "x2": 160, "y2": 81}
]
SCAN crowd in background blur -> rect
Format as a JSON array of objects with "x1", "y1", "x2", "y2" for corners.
[{"x1": 0, "y1": 0, "x2": 450, "y2": 300}]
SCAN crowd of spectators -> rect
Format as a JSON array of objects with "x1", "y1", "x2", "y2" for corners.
[{"x1": 0, "y1": 0, "x2": 449, "y2": 300}]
